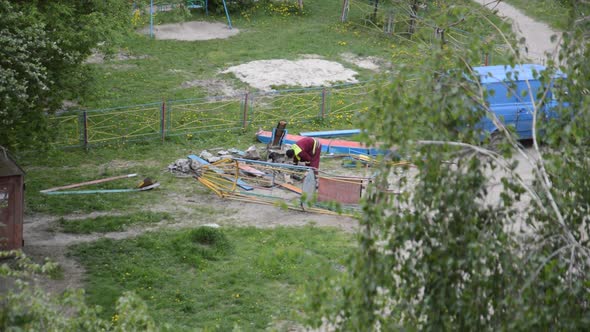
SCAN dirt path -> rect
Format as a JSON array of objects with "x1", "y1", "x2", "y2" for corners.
[
  {"x1": 468, "y1": 1, "x2": 563, "y2": 232},
  {"x1": 474, "y1": 0, "x2": 561, "y2": 64}
]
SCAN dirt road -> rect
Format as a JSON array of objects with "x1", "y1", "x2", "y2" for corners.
[{"x1": 474, "y1": 0, "x2": 561, "y2": 64}]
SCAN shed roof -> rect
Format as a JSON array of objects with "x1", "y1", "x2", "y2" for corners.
[
  {"x1": 472, "y1": 64, "x2": 551, "y2": 84},
  {"x1": 0, "y1": 149, "x2": 25, "y2": 177}
]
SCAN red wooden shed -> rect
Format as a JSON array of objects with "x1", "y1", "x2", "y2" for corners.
[{"x1": 0, "y1": 148, "x2": 25, "y2": 250}]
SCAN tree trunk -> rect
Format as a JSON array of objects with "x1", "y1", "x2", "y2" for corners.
[
  {"x1": 372, "y1": 0, "x2": 379, "y2": 23},
  {"x1": 408, "y1": 0, "x2": 419, "y2": 36}
]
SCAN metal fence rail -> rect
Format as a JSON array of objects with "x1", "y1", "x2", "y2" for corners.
[
  {"x1": 167, "y1": 95, "x2": 245, "y2": 137},
  {"x1": 247, "y1": 87, "x2": 325, "y2": 128},
  {"x1": 50, "y1": 82, "x2": 376, "y2": 149},
  {"x1": 329, "y1": 83, "x2": 376, "y2": 121},
  {"x1": 85, "y1": 102, "x2": 162, "y2": 145}
]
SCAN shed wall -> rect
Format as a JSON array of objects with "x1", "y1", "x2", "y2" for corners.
[{"x1": 0, "y1": 175, "x2": 24, "y2": 250}]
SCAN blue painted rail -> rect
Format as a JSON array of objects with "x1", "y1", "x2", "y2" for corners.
[{"x1": 299, "y1": 129, "x2": 361, "y2": 138}]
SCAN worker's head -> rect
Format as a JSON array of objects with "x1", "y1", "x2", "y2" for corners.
[{"x1": 286, "y1": 149, "x2": 294, "y2": 158}]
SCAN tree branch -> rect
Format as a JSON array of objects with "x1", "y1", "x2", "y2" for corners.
[
  {"x1": 416, "y1": 140, "x2": 547, "y2": 213},
  {"x1": 521, "y1": 243, "x2": 573, "y2": 294}
]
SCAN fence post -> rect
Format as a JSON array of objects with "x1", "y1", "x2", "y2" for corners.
[
  {"x1": 242, "y1": 92, "x2": 249, "y2": 129},
  {"x1": 341, "y1": 0, "x2": 349, "y2": 22},
  {"x1": 161, "y1": 99, "x2": 166, "y2": 142},
  {"x1": 320, "y1": 88, "x2": 327, "y2": 119},
  {"x1": 83, "y1": 111, "x2": 88, "y2": 150}
]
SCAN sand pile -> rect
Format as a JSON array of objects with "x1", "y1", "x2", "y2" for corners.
[{"x1": 222, "y1": 59, "x2": 359, "y2": 91}]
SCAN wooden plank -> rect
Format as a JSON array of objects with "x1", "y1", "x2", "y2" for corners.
[
  {"x1": 0, "y1": 176, "x2": 23, "y2": 250},
  {"x1": 40, "y1": 174, "x2": 137, "y2": 193},
  {"x1": 277, "y1": 182, "x2": 302, "y2": 194},
  {"x1": 14, "y1": 176, "x2": 23, "y2": 249},
  {"x1": 238, "y1": 164, "x2": 266, "y2": 177},
  {"x1": 0, "y1": 179, "x2": 12, "y2": 250},
  {"x1": 188, "y1": 155, "x2": 253, "y2": 191},
  {"x1": 41, "y1": 183, "x2": 160, "y2": 195}
]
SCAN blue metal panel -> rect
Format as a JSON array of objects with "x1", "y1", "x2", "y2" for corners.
[
  {"x1": 473, "y1": 64, "x2": 548, "y2": 84},
  {"x1": 472, "y1": 64, "x2": 567, "y2": 140},
  {"x1": 299, "y1": 129, "x2": 361, "y2": 138}
]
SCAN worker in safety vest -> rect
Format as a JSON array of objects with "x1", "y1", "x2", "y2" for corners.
[{"x1": 286, "y1": 137, "x2": 322, "y2": 172}]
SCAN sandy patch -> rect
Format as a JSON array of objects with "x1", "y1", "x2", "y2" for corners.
[
  {"x1": 140, "y1": 21, "x2": 239, "y2": 41},
  {"x1": 222, "y1": 59, "x2": 359, "y2": 91},
  {"x1": 340, "y1": 52, "x2": 384, "y2": 71}
]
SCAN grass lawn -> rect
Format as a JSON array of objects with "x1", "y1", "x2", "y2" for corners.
[
  {"x1": 45, "y1": 0, "x2": 514, "y2": 149},
  {"x1": 23, "y1": 0, "x2": 515, "y2": 216},
  {"x1": 69, "y1": 225, "x2": 354, "y2": 330},
  {"x1": 24, "y1": 138, "x2": 237, "y2": 215},
  {"x1": 17, "y1": 0, "x2": 519, "y2": 330},
  {"x1": 83, "y1": 1, "x2": 392, "y2": 108},
  {"x1": 80, "y1": 0, "x2": 513, "y2": 109}
]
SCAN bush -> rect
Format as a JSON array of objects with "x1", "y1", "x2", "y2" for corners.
[
  {"x1": 173, "y1": 226, "x2": 233, "y2": 261},
  {"x1": 208, "y1": 0, "x2": 257, "y2": 15}
]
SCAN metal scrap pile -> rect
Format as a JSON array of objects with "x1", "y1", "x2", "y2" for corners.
[{"x1": 168, "y1": 146, "x2": 261, "y2": 177}]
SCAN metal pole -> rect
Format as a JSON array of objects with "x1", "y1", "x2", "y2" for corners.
[
  {"x1": 242, "y1": 93, "x2": 249, "y2": 129},
  {"x1": 83, "y1": 111, "x2": 88, "y2": 149},
  {"x1": 222, "y1": 0, "x2": 232, "y2": 29},
  {"x1": 161, "y1": 100, "x2": 166, "y2": 142},
  {"x1": 320, "y1": 88, "x2": 326, "y2": 119},
  {"x1": 150, "y1": 0, "x2": 154, "y2": 38}
]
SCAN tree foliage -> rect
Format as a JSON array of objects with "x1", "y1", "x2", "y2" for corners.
[
  {"x1": 0, "y1": 0, "x2": 130, "y2": 151},
  {"x1": 305, "y1": 1, "x2": 590, "y2": 330},
  {"x1": 0, "y1": 250, "x2": 158, "y2": 331}
]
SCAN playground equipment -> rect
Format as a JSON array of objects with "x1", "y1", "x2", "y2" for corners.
[
  {"x1": 149, "y1": 0, "x2": 232, "y2": 38},
  {"x1": 187, "y1": 0, "x2": 207, "y2": 13},
  {"x1": 190, "y1": 156, "x2": 368, "y2": 215}
]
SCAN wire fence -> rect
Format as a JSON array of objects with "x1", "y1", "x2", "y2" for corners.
[{"x1": 50, "y1": 82, "x2": 376, "y2": 149}]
